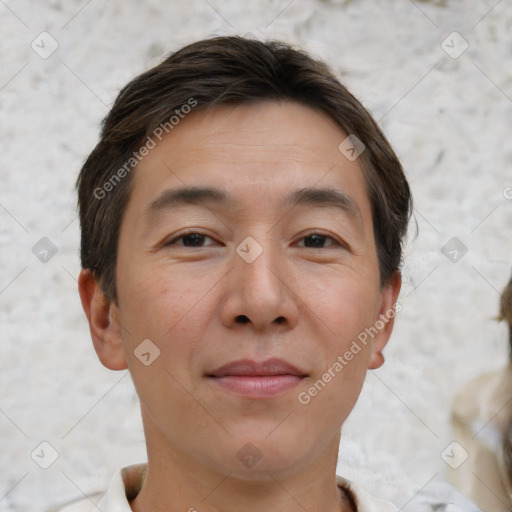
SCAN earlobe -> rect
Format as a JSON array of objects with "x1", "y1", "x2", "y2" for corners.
[
  {"x1": 368, "y1": 271, "x2": 402, "y2": 370},
  {"x1": 78, "y1": 269, "x2": 128, "y2": 371}
]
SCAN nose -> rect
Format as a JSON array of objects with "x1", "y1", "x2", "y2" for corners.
[{"x1": 219, "y1": 241, "x2": 300, "y2": 333}]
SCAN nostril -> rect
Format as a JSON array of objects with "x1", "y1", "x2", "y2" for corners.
[{"x1": 233, "y1": 315, "x2": 287, "y2": 325}]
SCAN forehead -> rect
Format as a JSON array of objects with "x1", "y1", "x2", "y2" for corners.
[
  {"x1": 127, "y1": 100, "x2": 371, "y2": 221},
  {"x1": 158, "y1": 101, "x2": 348, "y2": 168}
]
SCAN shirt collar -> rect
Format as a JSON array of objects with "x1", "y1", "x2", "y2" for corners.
[{"x1": 95, "y1": 464, "x2": 397, "y2": 512}]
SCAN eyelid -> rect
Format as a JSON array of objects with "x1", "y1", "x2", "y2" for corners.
[
  {"x1": 161, "y1": 230, "x2": 349, "y2": 250},
  {"x1": 163, "y1": 230, "x2": 220, "y2": 247},
  {"x1": 294, "y1": 231, "x2": 348, "y2": 249}
]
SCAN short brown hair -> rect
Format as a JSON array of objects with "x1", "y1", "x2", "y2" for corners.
[{"x1": 77, "y1": 36, "x2": 412, "y2": 303}]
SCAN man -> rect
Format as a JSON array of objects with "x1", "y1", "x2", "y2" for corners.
[{"x1": 72, "y1": 35, "x2": 412, "y2": 511}]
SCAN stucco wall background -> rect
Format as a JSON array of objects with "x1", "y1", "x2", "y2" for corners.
[{"x1": 1, "y1": 0, "x2": 511, "y2": 510}]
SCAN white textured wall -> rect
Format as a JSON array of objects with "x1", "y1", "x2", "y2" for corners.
[{"x1": 1, "y1": 1, "x2": 511, "y2": 510}]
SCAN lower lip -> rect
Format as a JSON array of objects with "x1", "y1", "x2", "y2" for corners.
[{"x1": 209, "y1": 375, "x2": 303, "y2": 397}]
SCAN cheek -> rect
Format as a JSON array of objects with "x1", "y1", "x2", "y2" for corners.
[
  {"x1": 301, "y1": 272, "x2": 380, "y2": 408},
  {"x1": 118, "y1": 266, "x2": 193, "y2": 335},
  {"x1": 304, "y1": 271, "x2": 380, "y2": 338},
  {"x1": 117, "y1": 268, "x2": 218, "y2": 375},
  {"x1": 117, "y1": 275, "x2": 209, "y2": 409}
]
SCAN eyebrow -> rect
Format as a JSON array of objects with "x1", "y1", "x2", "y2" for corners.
[
  {"x1": 147, "y1": 186, "x2": 230, "y2": 215},
  {"x1": 146, "y1": 185, "x2": 362, "y2": 224},
  {"x1": 287, "y1": 187, "x2": 362, "y2": 222}
]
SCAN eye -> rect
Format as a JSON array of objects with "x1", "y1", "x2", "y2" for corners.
[
  {"x1": 297, "y1": 234, "x2": 338, "y2": 249},
  {"x1": 165, "y1": 232, "x2": 218, "y2": 247}
]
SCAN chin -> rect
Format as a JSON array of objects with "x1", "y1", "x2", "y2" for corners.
[
  {"x1": 226, "y1": 455, "x2": 307, "y2": 482},
  {"x1": 208, "y1": 432, "x2": 317, "y2": 480}
]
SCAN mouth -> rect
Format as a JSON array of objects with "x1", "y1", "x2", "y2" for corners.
[{"x1": 206, "y1": 358, "x2": 308, "y2": 398}]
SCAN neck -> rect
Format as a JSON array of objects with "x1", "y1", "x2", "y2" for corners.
[{"x1": 130, "y1": 422, "x2": 351, "y2": 512}]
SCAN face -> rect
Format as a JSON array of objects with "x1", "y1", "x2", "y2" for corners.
[{"x1": 97, "y1": 101, "x2": 399, "y2": 479}]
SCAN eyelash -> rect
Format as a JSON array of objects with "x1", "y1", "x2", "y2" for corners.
[{"x1": 164, "y1": 231, "x2": 344, "y2": 249}]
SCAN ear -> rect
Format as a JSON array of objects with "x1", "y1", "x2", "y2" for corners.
[
  {"x1": 78, "y1": 269, "x2": 128, "y2": 371},
  {"x1": 368, "y1": 271, "x2": 402, "y2": 370}
]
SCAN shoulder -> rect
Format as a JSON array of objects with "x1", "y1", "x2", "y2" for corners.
[
  {"x1": 336, "y1": 476, "x2": 483, "y2": 512},
  {"x1": 47, "y1": 492, "x2": 105, "y2": 512},
  {"x1": 50, "y1": 464, "x2": 146, "y2": 512},
  {"x1": 337, "y1": 475, "x2": 398, "y2": 512}
]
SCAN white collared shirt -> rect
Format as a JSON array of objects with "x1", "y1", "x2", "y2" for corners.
[
  {"x1": 54, "y1": 463, "x2": 482, "y2": 512},
  {"x1": 54, "y1": 463, "x2": 397, "y2": 512}
]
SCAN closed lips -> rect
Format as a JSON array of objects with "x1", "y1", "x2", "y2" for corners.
[{"x1": 207, "y1": 358, "x2": 308, "y2": 377}]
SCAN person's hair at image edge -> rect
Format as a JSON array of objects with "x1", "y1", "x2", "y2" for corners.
[
  {"x1": 76, "y1": 35, "x2": 413, "y2": 303},
  {"x1": 498, "y1": 274, "x2": 512, "y2": 352},
  {"x1": 497, "y1": 274, "x2": 512, "y2": 488}
]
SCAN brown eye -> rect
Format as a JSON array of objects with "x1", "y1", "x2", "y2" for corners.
[
  {"x1": 298, "y1": 234, "x2": 336, "y2": 248},
  {"x1": 166, "y1": 232, "x2": 217, "y2": 247}
]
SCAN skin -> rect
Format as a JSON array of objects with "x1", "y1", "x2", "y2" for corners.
[{"x1": 79, "y1": 100, "x2": 401, "y2": 512}]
